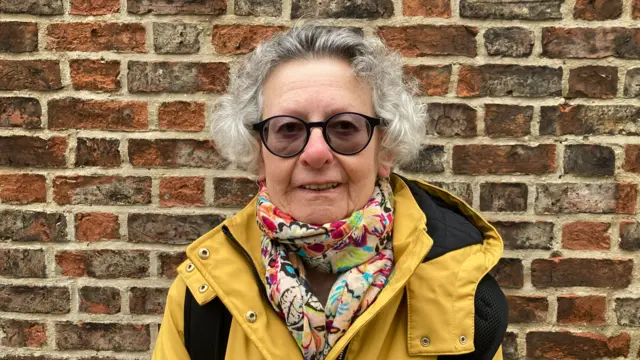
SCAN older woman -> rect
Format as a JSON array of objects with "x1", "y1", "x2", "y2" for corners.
[{"x1": 153, "y1": 25, "x2": 506, "y2": 360}]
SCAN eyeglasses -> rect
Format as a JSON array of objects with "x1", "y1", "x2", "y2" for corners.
[{"x1": 252, "y1": 112, "x2": 384, "y2": 158}]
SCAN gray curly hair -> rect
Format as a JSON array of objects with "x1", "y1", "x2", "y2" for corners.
[{"x1": 211, "y1": 25, "x2": 426, "y2": 173}]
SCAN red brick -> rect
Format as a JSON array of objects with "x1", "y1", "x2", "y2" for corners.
[
  {"x1": 158, "y1": 101, "x2": 205, "y2": 131},
  {"x1": 0, "y1": 22, "x2": 38, "y2": 52},
  {"x1": 213, "y1": 177, "x2": 258, "y2": 207},
  {"x1": 75, "y1": 213, "x2": 120, "y2": 242},
  {"x1": 403, "y1": 65, "x2": 451, "y2": 96},
  {"x1": 127, "y1": 0, "x2": 226, "y2": 14},
  {"x1": 212, "y1": 25, "x2": 287, "y2": 55},
  {"x1": 128, "y1": 214, "x2": 223, "y2": 245},
  {"x1": 541, "y1": 104, "x2": 640, "y2": 136},
  {"x1": 567, "y1": 66, "x2": 618, "y2": 98},
  {"x1": 507, "y1": 295, "x2": 548, "y2": 323},
  {"x1": 452, "y1": 144, "x2": 555, "y2": 175},
  {"x1": 377, "y1": 25, "x2": 477, "y2": 57},
  {"x1": 562, "y1": 222, "x2": 610, "y2": 250},
  {"x1": 46, "y1": 22, "x2": 145, "y2": 52},
  {"x1": 542, "y1": 27, "x2": 640, "y2": 59},
  {"x1": 129, "y1": 287, "x2": 168, "y2": 315},
  {"x1": 55, "y1": 322, "x2": 149, "y2": 351},
  {"x1": 484, "y1": 104, "x2": 532, "y2": 137},
  {"x1": 426, "y1": 103, "x2": 476, "y2": 137},
  {"x1": 75, "y1": 138, "x2": 121, "y2": 167},
  {"x1": 557, "y1": 295, "x2": 606, "y2": 325},
  {"x1": 71, "y1": 0, "x2": 120, "y2": 14},
  {"x1": 0, "y1": 60, "x2": 62, "y2": 91},
  {"x1": 634, "y1": 0, "x2": 640, "y2": 19},
  {"x1": 53, "y1": 176, "x2": 151, "y2": 205},
  {"x1": 70, "y1": 60, "x2": 120, "y2": 92},
  {"x1": 527, "y1": 332, "x2": 630, "y2": 359},
  {"x1": 0, "y1": 97, "x2": 41, "y2": 129},
  {"x1": 79, "y1": 286, "x2": 121, "y2": 314},
  {"x1": 55, "y1": 250, "x2": 149, "y2": 278},
  {"x1": 128, "y1": 139, "x2": 228, "y2": 168},
  {"x1": 48, "y1": 98, "x2": 147, "y2": 131},
  {"x1": 457, "y1": 65, "x2": 562, "y2": 97},
  {"x1": 531, "y1": 258, "x2": 633, "y2": 288},
  {"x1": 128, "y1": 61, "x2": 228, "y2": 93},
  {"x1": 0, "y1": 319, "x2": 46, "y2": 347},
  {"x1": 0, "y1": 285, "x2": 70, "y2": 314},
  {"x1": 0, "y1": 136, "x2": 67, "y2": 168},
  {"x1": 160, "y1": 177, "x2": 205, "y2": 207},
  {"x1": 403, "y1": 0, "x2": 450, "y2": 17},
  {"x1": 158, "y1": 252, "x2": 186, "y2": 278},
  {"x1": 536, "y1": 183, "x2": 637, "y2": 214},
  {"x1": 574, "y1": 0, "x2": 622, "y2": 20},
  {"x1": 624, "y1": 145, "x2": 640, "y2": 173},
  {"x1": 0, "y1": 249, "x2": 46, "y2": 278},
  {"x1": 0, "y1": 174, "x2": 46, "y2": 204},
  {"x1": 490, "y1": 258, "x2": 523, "y2": 289}
]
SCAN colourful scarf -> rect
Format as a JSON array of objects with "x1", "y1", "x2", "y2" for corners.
[{"x1": 257, "y1": 178, "x2": 395, "y2": 360}]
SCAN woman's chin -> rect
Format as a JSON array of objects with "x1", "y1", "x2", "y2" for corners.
[{"x1": 290, "y1": 206, "x2": 347, "y2": 225}]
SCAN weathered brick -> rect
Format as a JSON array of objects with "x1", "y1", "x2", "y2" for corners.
[
  {"x1": 484, "y1": 104, "x2": 532, "y2": 137},
  {"x1": 624, "y1": 68, "x2": 640, "y2": 98},
  {"x1": 399, "y1": 146, "x2": 445, "y2": 173},
  {"x1": 71, "y1": 0, "x2": 120, "y2": 14},
  {"x1": 128, "y1": 139, "x2": 228, "y2": 168},
  {"x1": 634, "y1": 0, "x2": 640, "y2": 19},
  {"x1": 47, "y1": 23, "x2": 145, "y2": 52},
  {"x1": 507, "y1": 295, "x2": 548, "y2": 323},
  {"x1": 0, "y1": 210, "x2": 67, "y2": 242},
  {"x1": 531, "y1": 258, "x2": 633, "y2": 288},
  {"x1": 426, "y1": 103, "x2": 476, "y2": 137},
  {"x1": 527, "y1": 332, "x2": 630, "y2": 359},
  {"x1": 480, "y1": 183, "x2": 527, "y2": 212},
  {"x1": 1, "y1": 356, "x2": 66, "y2": 360},
  {"x1": 564, "y1": 144, "x2": 615, "y2": 177},
  {"x1": 568, "y1": 66, "x2": 618, "y2": 98},
  {"x1": 0, "y1": 136, "x2": 66, "y2": 168},
  {"x1": 460, "y1": 0, "x2": 562, "y2": 19},
  {"x1": 542, "y1": 27, "x2": 640, "y2": 59},
  {"x1": 541, "y1": 104, "x2": 640, "y2": 136},
  {"x1": 56, "y1": 250, "x2": 149, "y2": 278},
  {"x1": 212, "y1": 25, "x2": 286, "y2": 55},
  {"x1": 213, "y1": 177, "x2": 258, "y2": 207},
  {"x1": 558, "y1": 295, "x2": 606, "y2": 325},
  {"x1": 624, "y1": 145, "x2": 640, "y2": 173},
  {"x1": 128, "y1": 214, "x2": 223, "y2": 244},
  {"x1": 0, "y1": 97, "x2": 41, "y2": 129},
  {"x1": 128, "y1": 61, "x2": 228, "y2": 93},
  {"x1": 0, "y1": 249, "x2": 45, "y2": 278},
  {"x1": 453, "y1": 145, "x2": 555, "y2": 175},
  {"x1": 53, "y1": 176, "x2": 151, "y2": 206},
  {"x1": 0, "y1": 286, "x2": 69, "y2": 314},
  {"x1": 48, "y1": 99, "x2": 147, "y2": 131},
  {"x1": 574, "y1": 0, "x2": 622, "y2": 20},
  {"x1": 79, "y1": 286, "x2": 121, "y2": 314},
  {"x1": 127, "y1": 0, "x2": 226, "y2": 15},
  {"x1": 70, "y1": 60, "x2": 120, "y2": 92},
  {"x1": 620, "y1": 221, "x2": 640, "y2": 251},
  {"x1": 378, "y1": 25, "x2": 477, "y2": 57},
  {"x1": 403, "y1": 65, "x2": 451, "y2": 96},
  {"x1": 292, "y1": 0, "x2": 393, "y2": 18},
  {"x1": 615, "y1": 298, "x2": 640, "y2": 326},
  {"x1": 484, "y1": 27, "x2": 534, "y2": 57},
  {"x1": 535, "y1": 183, "x2": 637, "y2": 214},
  {"x1": 429, "y1": 182, "x2": 473, "y2": 205},
  {"x1": 562, "y1": 222, "x2": 610, "y2": 250},
  {"x1": 235, "y1": 0, "x2": 280, "y2": 16},
  {"x1": 75, "y1": 138, "x2": 121, "y2": 168},
  {"x1": 158, "y1": 101, "x2": 205, "y2": 131},
  {"x1": 0, "y1": 174, "x2": 46, "y2": 204},
  {"x1": 75, "y1": 213, "x2": 120, "y2": 242},
  {"x1": 0, "y1": 60, "x2": 62, "y2": 91},
  {"x1": 56, "y1": 322, "x2": 149, "y2": 351},
  {"x1": 0, "y1": 22, "x2": 38, "y2": 52},
  {"x1": 490, "y1": 258, "x2": 523, "y2": 289},
  {"x1": 502, "y1": 332, "x2": 519, "y2": 360},
  {"x1": 160, "y1": 177, "x2": 205, "y2": 207},
  {"x1": 129, "y1": 287, "x2": 168, "y2": 314},
  {"x1": 158, "y1": 252, "x2": 186, "y2": 278},
  {"x1": 403, "y1": 0, "x2": 450, "y2": 17},
  {"x1": 0, "y1": 319, "x2": 46, "y2": 347},
  {"x1": 0, "y1": 0, "x2": 63, "y2": 15},
  {"x1": 154, "y1": 23, "x2": 201, "y2": 54},
  {"x1": 491, "y1": 221, "x2": 553, "y2": 250},
  {"x1": 457, "y1": 65, "x2": 562, "y2": 97}
]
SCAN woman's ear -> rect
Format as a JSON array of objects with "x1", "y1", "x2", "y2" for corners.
[
  {"x1": 377, "y1": 151, "x2": 392, "y2": 177},
  {"x1": 257, "y1": 148, "x2": 266, "y2": 182}
]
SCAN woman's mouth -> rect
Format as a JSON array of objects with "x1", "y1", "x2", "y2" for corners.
[{"x1": 301, "y1": 183, "x2": 340, "y2": 191}]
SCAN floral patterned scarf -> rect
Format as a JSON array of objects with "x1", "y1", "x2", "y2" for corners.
[{"x1": 257, "y1": 178, "x2": 395, "y2": 360}]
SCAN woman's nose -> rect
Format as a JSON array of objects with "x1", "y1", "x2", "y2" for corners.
[{"x1": 299, "y1": 128, "x2": 333, "y2": 168}]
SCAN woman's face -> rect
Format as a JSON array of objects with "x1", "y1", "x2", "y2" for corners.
[{"x1": 258, "y1": 58, "x2": 390, "y2": 225}]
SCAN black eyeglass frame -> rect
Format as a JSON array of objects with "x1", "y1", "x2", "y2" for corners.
[{"x1": 252, "y1": 112, "x2": 385, "y2": 158}]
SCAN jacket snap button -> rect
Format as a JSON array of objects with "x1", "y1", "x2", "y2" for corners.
[
  {"x1": 420, "y1": 337, "x2": 430, "y2": 347},
  {"x1": 246, "y1": 311, "x2": 257, "y2": 323},
  {"x1": 198, "y1": 248, "x2": 210, "y2": 259},
  {"x1": 186, "y1": 263, "x2": 195, "y2": 272},
  {"x1": 198, "y1": 284, "x2": 208, "y2": 293},
  {"x1": 459, "y1": 335, "x2": 467, "y2": 345}
]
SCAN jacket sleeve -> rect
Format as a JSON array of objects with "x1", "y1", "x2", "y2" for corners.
[
  {"x1": 491, "y1": 345, "x2": 503, "y2": 360},
  {"x1": 153, "y1": 276, "x2": 191, "y2": 360}
]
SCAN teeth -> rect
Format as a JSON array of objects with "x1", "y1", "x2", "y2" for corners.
[{"x1": 302, "y1": 183, "x2": 338, "y2": 190}]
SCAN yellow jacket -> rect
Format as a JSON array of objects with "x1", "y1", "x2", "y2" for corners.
[{"x1": 153, "y1": 175, "x2": 505, "y2": 360}]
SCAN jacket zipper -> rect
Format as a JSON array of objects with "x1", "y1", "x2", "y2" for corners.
[{"x1": 222, "y1": 225, "x2": 270, "y2": 303}]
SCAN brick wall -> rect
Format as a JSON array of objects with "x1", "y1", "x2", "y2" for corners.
[{"x1": 0, "y1": 0, "x2": 639, "y2": 358}]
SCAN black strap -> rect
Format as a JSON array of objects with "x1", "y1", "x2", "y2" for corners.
[{"x1": 184, "y1": 287, "x2": 232, "y2": 360}]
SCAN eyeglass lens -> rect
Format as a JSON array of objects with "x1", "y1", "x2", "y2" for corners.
[{"x1": 262, "y1": 113, "x2": 372, "y2": 157}]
